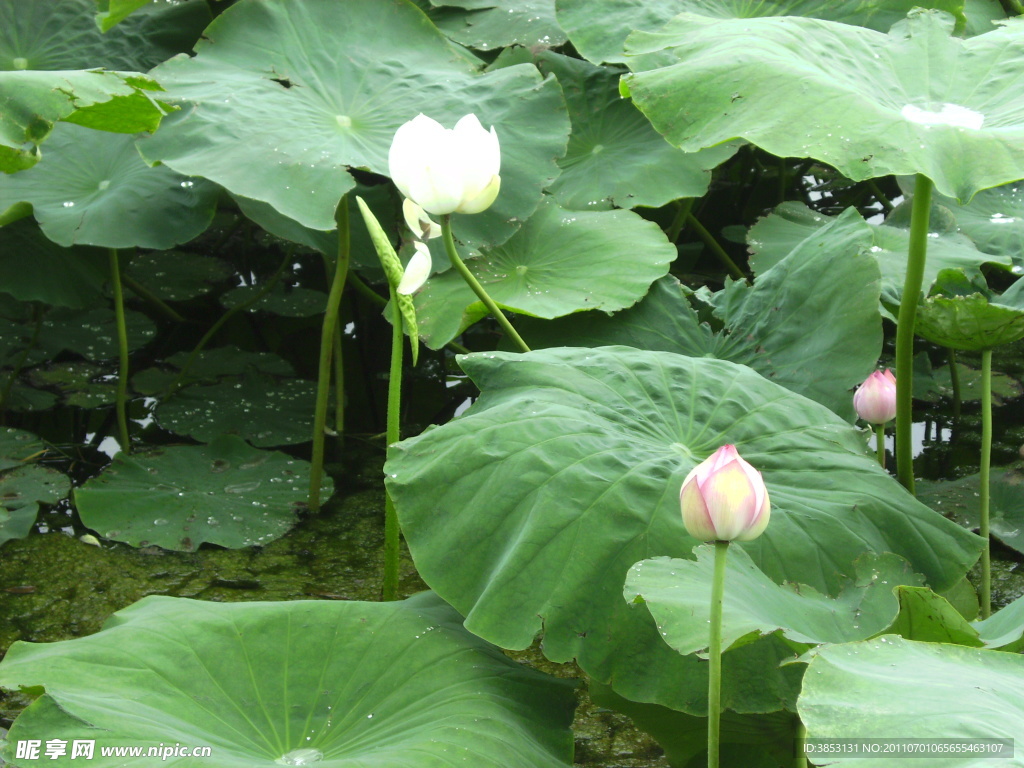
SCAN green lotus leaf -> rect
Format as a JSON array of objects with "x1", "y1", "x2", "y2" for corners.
[
  {"x1": 885, "y1": 586, "x2": 984, "y2": 647},
  {"x1": 0, "y1": 592, "x2": 577, "y2": 767},
  {"x1": 221, "y1": 285, "x2": 327, "y2": 318},
  {"x1": 156, "y1": 374, "x2": 317, "y2": 447},
  {"x1": 556, "y1": 0, "x2": 965, "y2": 65},
  {"x1": 0, "y1": 221, "x2": 107, "y2": 307},
  {"x1": 139, "y1": 0, "x2": 570, "y2": 247},
  {"x1": 132, "y1": 346, "x2": 295, "y2": 396},
  {"x1": 0, "y1": 70, "x2": 171, "y2": 173},
  {"x1": 126, "y1": 250, "x2": 232, "y2": 302},
  {"x1": 93, "y1": 0, "x2": 150, "y2": 31},
  {"x1": 747, "y1": 203, "x2": 1009, "y2": 302},
  {"x1": 414, "y1": 198, "x2": 674, "y2": 349},
  {"x1": 536, "y1": 51, "x2": 736, "y2": 211},
  {"x1": 799, "y1": 636, "x2": 1023, "y2": 766},
  {"x1": 918, "y1": 469, "x2": 1024, "y2": 557},
  {"x1": 429, "y1": 0, "x2": 566, "y2": 50},
  {"x1": 915, "y1": 293, "x2": 1024, "y2": 350},
  {"x1": 1, "y1": 0, "x2": 209, "y2": 72},
  {"x1": 0, "y1": 122, "x2": 218, "y2": 249},
  {"x1": 975, "y1": 593, "x2": 1024, "y2": 652},
  {"x1": 520, "y1": 206, "x2": 882, "y2": 421},
  {"x1": 385, "y1": 346, "x2": 983, "y2": 710},
  {"x1": 37, "y1": 307, "x2": 155, "y2": 361},
  {"x1": 964, "y1": 0, "x2": 1005, "y2": 36},
  {"x1": 0, "y1": 427, "x2": 44, "y2": 472},
  {"x1": 25, "y1": 362, "x2": 116, "y2": 408},
  {"x1": 624, "y1": 10, "x2": 1024, "y2": 202},
  {"x1": 627, "y1": 549, "x2": 921, "y2": 656},
  {"x1": 74, "y1": 435, "x2": 332, "y2": 550},
  {"x1": 1, "y1": 464, "x2": 71, "y2": 546},
  {"x1": 912, "y1": 354, "x2": 1022, "y2": 405}
]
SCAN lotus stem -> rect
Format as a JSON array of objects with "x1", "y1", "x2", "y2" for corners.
[
  {"x1": 108, "y1": 248, "x2": 131, "y2": 454},
  {"x1": 895, "y1": 173, "x2": 932, "y2": 493},
  {"x1": 164, "y1": 251, "x2": 290, "y2": 401},
  {"x1": 794, "y1": 718, "x2": 808, "y2": 768},
  {"x1": 708, "y1": 539, "x2": 729, "y2": 768},
  {"x1": 440, "y1": 215, "x2": 530, "y2": 353},
  {"x1": 309, "y1": 197, "x2": 351, "y2": 512},
  {"x1": 382, "y1": 283, "x2": 404, "y2": 602},
  {"x1": 332, "y1": 322, "x2": 344, "y2": 435},
  {"x1": 867, "y1": 179, "x2": 894, "y2": 212},
  {"x1": 666, "y1": 198, "x2": 694, "y2": 242},
  {"x1": 121, "y1": 274, "x2": 186, "y2": 323},
  {"x1": 948, "y1": 348, "x2": 962, "y2": 421},
  {"x1": 874, "y1": 423, "x2": 886, "y2": 469},
  {"x1": 686, "y1": 213, "x2": 747, "y2": 282},
  {"x1": 980, "y1": 348, "x2": 993, "y2": 619}
]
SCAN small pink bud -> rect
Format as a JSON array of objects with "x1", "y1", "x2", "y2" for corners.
[
  {"x1": 680, "y1": 445, "x2": 770, "y2": 542},
  {"x1": 853, "y1": 369, "x2": 897, "y2": 424}
]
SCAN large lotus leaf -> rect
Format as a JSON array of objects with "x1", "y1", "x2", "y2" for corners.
[
  {"x1": 0, "y1": 122, "x2": 218, "y2": 249},
  {"x1": 536, "y1": 52, "x2": 736, "y2": 211},
  {"x1": 885, "y1": 586, "x2": 984, "y2": 647},
  {"x1": 747, "y1": 203, "x2": 1008, "y2": 300},
  {"x1": 156, "y1": 375, "x2": 317, "y2": 447},
  {"x1": 556, "y1": 0, "x2": 965, "y2": 65},
  {"x1": 132, "y1": 346, "x2": 294, "y2": 396},
  {"x1": 624, "y1": 10, "x2": 1024, "y2": 202},
  {"x1": 799, "y1": 637, "x2": 1022, "y2": 767},
  {"x1": 385, "y1": 347, "x2": 983, "y2": 710},
  {"x1": 0, "y1": 70, "x2": 171, "y2": 173},
  {"x1": 127, "y1": 250, "x2": 232, "y2": 302},
  {"x1": 74, "y1": 435, "x2": 333, "y2": 550},
  {"x1": 139, "y1": 0, "x2": 570, "y2": 248},
  {"x1": 221, "y1": 285, "x2": 327, "y2": 318},
  {"x1": 975, "y1": 593, "x2": 1024, "y2": 652},
  {"x1": 1, "y1": 464, "x2": 71, "y2": 546},
  {"x1": 0, "y1": 221, "x2": 107, "y2": 307},
  {"x1": 0, "y1": 0, "x2": 209, "y2": 72},
  {"x1": 37, "y1": 307, "x2": 155, "y2": 360},
  {"x1": 429, "y1": 0, "x2": 566, "y2": 50},
  {"x1": 626, "y1": 549, "x2": 921, "y2": 656},
  {"x1": 520, "y1": 210, "x2": 881, "y2": 421},
  {"x1": 0, "y1": 592, "x2": 576, "y2": 768},
  {"x1": 0, "y1": 427, "x2": 43, "y2": 472},
  {"x1": 918, "y1": 469, "x2": 1024, "y2": 557},
  {"x1": 915, "y1": 294, "x2": 1024, "y2": 350},
  {"x1": 93, "y1": 0, "x2": 151, "y2": 31},
  {"x1": 414, "y1": 198, "x2": 674, "y2": 348}
]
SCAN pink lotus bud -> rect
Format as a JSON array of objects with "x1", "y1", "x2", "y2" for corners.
[
  {"x1": 853, "y1": 369, "x2": 897, "y2": 424},
  {"x1": 680, "y1": 445, "x2": 770, "y2": 542}
]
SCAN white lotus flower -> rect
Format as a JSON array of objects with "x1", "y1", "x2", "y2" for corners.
[
  {"x1": 402, "y1": 198, "x2": 441, "y2": 240},
  {"x1": 388, "y1": 114, "x2": 501, "y2": 215},
  {"x1": 397, "y1": 241, "x2": 431, "y2": 295}
]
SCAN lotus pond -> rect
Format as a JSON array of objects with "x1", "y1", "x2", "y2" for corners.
[{"x1": 4, "y1": 1, "x2": 1024, "y2": 766}]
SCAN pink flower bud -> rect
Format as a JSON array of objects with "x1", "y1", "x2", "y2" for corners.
[
  {"x1": 853, "y1": 369, "x2": 897, "y2": 424},
  {"x1": 680, "y1": 445, "x2": 770, "y2": 542}
]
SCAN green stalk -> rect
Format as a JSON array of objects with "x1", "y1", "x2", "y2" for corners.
[
  {"x1": 309, "y1": 197, "x2": 351, "y2": 512},
  {"x1": 867, "y1": 179, "x2": 894, "y2": 212},
  {"x1": 331, "y1": 322, "x2": 344, "y2": 435},
  {"x1": 382, "y1": 284, "x2": 404, "y2": 602},
  {"x1": 108, "y1": 248, "x2": 131, "y2": 453},
  {"x1": 874, "y1": 423, "x2": 886, "y2": 469},
  {"x1": 708, "y1": 540, "x2": 729, "y2": 768},
  {"x1": 980, "y1": 348, "x2": 993, "y2": 619},
  {"x1": 121, "y1": 274, "x2": 186, "y2": 323},
  {"x1": 666, "y1": 198, "x2": 694, "y2": 242},
  {"x1": 164, "y1": 251, "x2": 290, "y2": 401},
  {"x1": 794, "y1": 718, "x2": 807, "y2": 768},
  {"x1": 440, "y1": 215, "x2": 530, "y2": 353},
  {"x1": 948, "y1": 348, "x2": 962, "y2": 421},
  {"x1": 895, "y1": 174, "x2": 932, "y2": 493},
  {"x1": 686, "y1": 213, "x2": 747, "y2": 282}
]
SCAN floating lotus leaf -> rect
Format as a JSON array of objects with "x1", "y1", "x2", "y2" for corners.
[
  {"x1": 1, "y1": 464, "x2": 70, "y2": 546},
  {"x1": 624, "y1": 10, "x2": 1024, "y2": 202},
  {"x1": 25, "y1": 362, "x2": 116, "y2": 408},
  {"x1": 126, "y1": 250, "x2": 232, "y2": 302},
  {"x1": 74, "y1": 435, "x2": 332, "y2": 550},
  {"x1": 0, "y1": 592, "x2": 576, "y2": 768},
  {"x1": 0, "y1": 427, "x2": 43, "y2": 472},
  {"x1": 556, "y1": 0, "x2": 965, "y2": 65},
  {"x1": 156, "y1": 374, "x2": 317, "y2": 447},
  {"x1": 918, "y1": 469, "x2": 1024, "y2": 557},
  {"x1": 221, "y1": 285, "x2": 327, "y2": 318},
  {"x1": 799, "y1": 636, "x2": 1024, "y2": 767},
  {"x1": 414, "y1": 198, "x2": 674, "y2": 348},
  {"x1": 37, "y1": 307, "x2": 155, "y2": 361},
  {"x1": 912, "y1": 356, "x2": 1021, "y2": 405},
  {"x1": 520, "y1": 207, "x2": 882, "y2": 421},
  {"x1": 0, "y1": 123, "x2": 218, "y2": 249},
  {"x1": 132, "y1": 346, "x2": 295, "y2": 396},
  {"x1": 429, "y1": 0, "x2": 566, "y2": 50},
  {"x1": 627, "y1": 549, "x2": 921, "y2": 656},
  {"x1": 139, "y1": 0, "x2": 570, "y2": 248},
  {"x1": 0, "y1": 221, "x2": 107, "y2": 308},
  {"x1": 537, "y1": 52, "x2": 736, "y2": 211},
  {"x1": 386, "y1": 346, "x2": 982, "y2": 710}
]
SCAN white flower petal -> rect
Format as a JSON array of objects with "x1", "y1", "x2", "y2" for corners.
[{"x1": 397, "y1": 242, "x2": 432, "y2": 295}]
